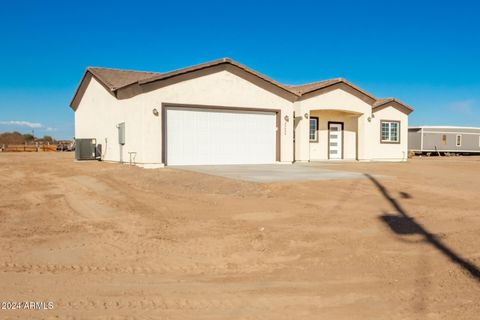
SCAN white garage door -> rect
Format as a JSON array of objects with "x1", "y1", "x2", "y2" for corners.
[{"x1": 166, "y1": 107, "x2": 277, "y2": 165}]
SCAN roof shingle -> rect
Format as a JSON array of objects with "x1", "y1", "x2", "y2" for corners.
[
  {"x1": 374, "y1": 98, "x2": 413, "y2": 111},
  {"x1": 71, "y1": 58, "x2": 413, "y2": 113},
  {"x1": 285, "y1": 79, "x2": 342, "y2": 95},
  {"x1": 88, "y1": 67, "x2": 161, "y2": 91}
]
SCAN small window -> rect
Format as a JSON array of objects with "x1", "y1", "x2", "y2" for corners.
[
  {"x1": 456, "y1": 134, "x2": 462, "y2": 147},
  {"x1": 380, "y1": 120, "x2": 400, "y2": 143},
  {"x1": 309, "y1": 117, "x2": 319, "y2": 142},
  {"x1": 442, "y1": 134, "x2": 447, "y2": 145}
]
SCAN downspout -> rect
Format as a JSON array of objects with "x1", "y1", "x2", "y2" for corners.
[{"x1": 293, "y1": 112, "x2": 296, "y2": 162}]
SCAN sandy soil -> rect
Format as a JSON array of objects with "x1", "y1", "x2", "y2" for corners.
[{"x1": 0, "y1": 153, "x2": 479, "y2": 319}]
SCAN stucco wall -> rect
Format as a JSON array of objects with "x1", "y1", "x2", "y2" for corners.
[
  {"x1": 367, "y1": 105, "x2": 409, "y2": 161},
  {"x1": 76, "y1": 70, "x2": 294, "y2": 167},
  {"x1": 309, "y1": 110, "x2": 358, "y2": 160},
  {"x1": 295, "y1": 88, "x2": 371, "y2": 161},
  {"x1": 134, "y1": 70, "x2": 294, "y2": 166},
  {"x1": 75, "y1": 75, "x2": 410, "y2": 166},
  {"x1": 75, "y1": 76, "x2": 144, "y2": 164},
  {"x1": 295, "y1": 88, "x2": 409, "y2": 162}
]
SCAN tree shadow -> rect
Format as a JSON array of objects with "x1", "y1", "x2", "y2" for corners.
[{"x1": 365, "y1": 174, "x2": 480, "y2": 282}]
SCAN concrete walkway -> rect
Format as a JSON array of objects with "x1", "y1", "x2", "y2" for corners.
[{"x1": 172, "y1": 163, "x2": 366, "y2": 183}]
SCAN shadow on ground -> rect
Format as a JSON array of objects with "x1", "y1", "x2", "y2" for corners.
[{"x1": 365, "y1": 174, "x2": 480, "y2": 282}]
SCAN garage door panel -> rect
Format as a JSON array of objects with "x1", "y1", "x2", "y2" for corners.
[{"x1": 166, "y1": 107, "x2": 276, "y2": 165}]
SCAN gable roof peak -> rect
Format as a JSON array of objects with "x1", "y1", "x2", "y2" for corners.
[
  {"x1": 374, "y1": 97, "x2": 413, "y2": 112},
  {"x1": 71, "y1": 59, "x2": 413, "y2": 114},
  {"x1": 86, "y1": 66, "x2": 161, "y2": 91}
]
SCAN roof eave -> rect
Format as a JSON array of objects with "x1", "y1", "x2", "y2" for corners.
[
  {"x1": 70, "y1": 60, "x2": 414, "y2": 116},
  {"x1": 69, "y1": 69, "x2": 119, "y2": 110},
  {"x1": 298, "y1": 79, "x2": 378, "y2": 104},
  {"x1": 373, "y1": 99, "x2": 414, "y2": 114},
  {"x1": 137, "y1": 58, "x2": 299, "y2": 98},
  {"x1": 69, "y1": 69, "x2": 90, "y2": 109}
]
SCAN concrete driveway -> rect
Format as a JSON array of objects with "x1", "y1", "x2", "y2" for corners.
[{"x1": 172, "y1": 163, "x2": 365, "y2": 183}]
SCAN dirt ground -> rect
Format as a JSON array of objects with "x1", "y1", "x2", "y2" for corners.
[{"x1": 0, "y1": 153, "x2": 479, "y2": 320}]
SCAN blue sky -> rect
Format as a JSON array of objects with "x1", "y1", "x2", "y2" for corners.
[{"x1": 1, "y1": 0, "x2": 479, "y2": 139}]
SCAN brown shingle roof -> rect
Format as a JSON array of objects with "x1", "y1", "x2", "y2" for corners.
[
  {"x1": 88, "y1": 67, "x2": 161, "y2": 91},
  {"x1": 374, "y1": 98, "x2": 413, "y2": 111},
  {"x1": 71, "y1": 58, "x2": 413, "y2": 113},
  {"x1": 138, "y1": 58, "x2": 294, "y2": 96},
  {"x1": 285, "y1": 79, "x2": 341, "y2": 95},
  {"x1": 286, "y1": 78, "x2": 376, "y2": 100}
]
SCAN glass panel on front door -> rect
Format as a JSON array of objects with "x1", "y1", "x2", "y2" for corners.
[{"x1": 329, "y1": 123, "x2": 343, "y2": 159}]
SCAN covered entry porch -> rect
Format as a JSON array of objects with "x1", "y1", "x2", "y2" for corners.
[
  {"x1": 309, "y1": 110, "x2": 361, "y2": 160},
  {"x1": 295, "y1": 109, "x2": 367, "y2": 161}
]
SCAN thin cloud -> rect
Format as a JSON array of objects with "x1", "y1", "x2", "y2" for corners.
[
  {"x1": 0, "y1": 120, "x2": 43, "y2": 128},
  {"x1": 46, "y1": 127, "x2": 57, "y2": 132}
]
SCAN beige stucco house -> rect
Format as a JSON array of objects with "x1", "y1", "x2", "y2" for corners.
[{"x1": 71, "y1": 58, "x2": 413, "y2": 168}]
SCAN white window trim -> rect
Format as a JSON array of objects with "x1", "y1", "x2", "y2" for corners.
[
  {"x1": 381, "y1": 120, "x2": 400, "y2": 143},
  {"x1": 309, "y1": 117, "x2": 318, "y2": 142}
]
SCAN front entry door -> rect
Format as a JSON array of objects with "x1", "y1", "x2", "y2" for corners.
[{"x1": 328, "y1": 122, "x2": 343, "y2": 160}]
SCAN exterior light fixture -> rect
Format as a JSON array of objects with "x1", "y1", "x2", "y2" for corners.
[
  {"x1": 152, "y1": 108, "x2": 159, "y2": 116},
  {"x1": 304, "y1": 113, "x2": 309, "y2": 119},
  {"x1": 368, "y1": 116, "x2": 372, "y2": 122},
  {"x1": 284, "y1": 115, "x2": 290, "y2": 122}
]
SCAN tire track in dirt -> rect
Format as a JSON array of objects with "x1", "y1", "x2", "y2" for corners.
[
  {"x1": 0, "y1": 297, "x2": 273, "y2": 319},
  {"x1": 58, "y1": 297, "x2": 252, "y2": 310},
  {"x1": 2, "y1": 316, "x2": 148, "y2": 320},
  {"x1": 0, "y1": 261, "x2": 285, "y2": 275}
]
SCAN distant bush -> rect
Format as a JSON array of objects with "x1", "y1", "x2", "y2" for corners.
[
  {"x1": 42, "y1": 135, "x2": 54, "y2": 143},
  {"x1": 0, "y1": 131, "x2": 26, "y2": 144},
  {"x1": 22, "y1": 133, "x2": 35, "y2": 141},
  {"x1": 0, "y1": 132, "x2": 58, "y2": 145}
]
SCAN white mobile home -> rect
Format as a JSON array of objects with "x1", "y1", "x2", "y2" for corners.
[{"x1": 409, "y1": 126, "x2": 480, "y2": 154}]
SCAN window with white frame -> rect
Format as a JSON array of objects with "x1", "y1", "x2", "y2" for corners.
[
  {"x1": 309, "y1": 117, "x2": 318, "y2": 142},
  {"x1": 456, "y1": 134, "x2": 462, "y2": 147},
  {"x1": 380, "y1": 120, "x2": 400, "y2": 143}
]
